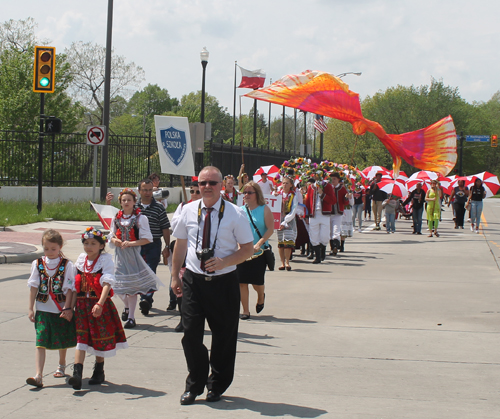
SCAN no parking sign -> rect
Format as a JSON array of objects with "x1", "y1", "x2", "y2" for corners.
[{"x1": 86, "y1": 126, "x2": 106, "y2": 146}]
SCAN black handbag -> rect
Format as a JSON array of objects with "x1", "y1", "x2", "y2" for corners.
[{"x1": 245, "y1": 205, "x2": 275, "y2": 271}]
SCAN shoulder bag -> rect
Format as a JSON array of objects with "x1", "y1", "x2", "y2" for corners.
[{"x1": 245, "y1": 205, "x2": 275, "y2": 271}]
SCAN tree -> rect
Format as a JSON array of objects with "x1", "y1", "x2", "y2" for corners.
[
  {"x1": 126, "y1": 84, "x2": 178, "y2": 135},
  {"x1": 0, "y1": 18, "x2": 82, "y2": 132},
  {"x1": 64, "y1": 41, "x2": 145, "y2": 124},
  {"x1": 169, "y1": 91, "x2": 232, "y2": 143}
]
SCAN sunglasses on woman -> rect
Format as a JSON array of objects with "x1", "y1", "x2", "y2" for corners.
[
  {"x1": 190, "y1": 190, "x2": 200, "y2": 194},
  {"x1": 243, "y1": 191, "x2": 256, "y2": 195},
  {"x1": 199, "y1": 181, "x2": 219, "y2": 187}
]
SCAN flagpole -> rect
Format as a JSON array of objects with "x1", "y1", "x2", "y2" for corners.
[
  {"x1": 303, "y1": 111, "x2": 307, "y2": 156},
  {"x1": 268, "y1": 78, "x2": 272, "y2": 150},
  {"x1": 293, "y1": 108, "x2": 297, "y2": 155},
  {"x1": 253, "y1": 97, "x2": 257, "y2": 148},
  {"x1": 232, "y1": 61, "x2": 237, "y2": 146},
  {"x1": 281, "y1": 106, "x2": 285, "y2": 152},
  {"x1": 239, "y1": 95, "x2": 244, "y2": 164},
  {"x1": 313, "y1": 127, "x2": 316, "y2": 157}
]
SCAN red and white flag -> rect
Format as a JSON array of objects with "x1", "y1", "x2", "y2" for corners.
[
  {"x1": 238, "y1": 65, "x2": 266, "y2": 89},
  {"x1": 90, "y1": 202, "x2": 119, "y2": 230}
]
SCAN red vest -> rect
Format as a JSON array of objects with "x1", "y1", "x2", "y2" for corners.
[{"x1": 304, "y1": 182, "x2": 336, "y2": 217}]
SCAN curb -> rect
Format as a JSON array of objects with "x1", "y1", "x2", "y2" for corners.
[{"x1": 0, "y1": 245, "x2": 44, "y2": 264}]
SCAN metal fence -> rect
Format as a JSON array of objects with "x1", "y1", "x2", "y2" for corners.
[{"x1": 0, "y1": 130, "x2": 313, "y2": 187}]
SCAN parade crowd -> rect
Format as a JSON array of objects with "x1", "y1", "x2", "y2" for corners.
[{"x1": 25, "y1": 161, "x2": 489, "y2": 405}]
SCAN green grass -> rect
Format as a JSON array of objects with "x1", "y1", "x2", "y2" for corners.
[{"x1": 0, "y1": 200, "x2": 178, "y2": 227}]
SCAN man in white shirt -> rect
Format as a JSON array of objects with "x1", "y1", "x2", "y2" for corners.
[
  {"x1": 258, "y1": 172, "x2": 274, "y2": 195},
  {"x1": 171, "y1": 166, "x2": 254, "y2": 406}
]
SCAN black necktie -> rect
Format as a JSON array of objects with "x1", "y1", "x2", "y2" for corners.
[{"x1": 200, "y1": 207, "x2": 213, "y2": 271}]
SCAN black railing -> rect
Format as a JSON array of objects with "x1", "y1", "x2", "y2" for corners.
[{"x1": 0, "y1": 130, "x2": 314, "y2": 187}]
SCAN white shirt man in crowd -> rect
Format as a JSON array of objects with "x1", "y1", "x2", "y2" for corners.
[{"x1": 171, "y1": 166, "x2": 254, "y2": 405}]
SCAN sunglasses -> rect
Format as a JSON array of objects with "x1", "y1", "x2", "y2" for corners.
[
  {"x1": 190, "y1": 190, "x2": 200, "y2": 194},
  {"x1": 243, "y1": 191, "x2": 256, "y2": 195},
  {"x1": 199, "y1": 180, "x2": 219, "y2": 187}
]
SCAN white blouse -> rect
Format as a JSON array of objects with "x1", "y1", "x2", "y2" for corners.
[{"x1": 74, "y1": 252, "x2": 116, "y2": 288}]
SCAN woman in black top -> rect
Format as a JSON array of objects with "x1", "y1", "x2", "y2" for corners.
[
  {"x1": 466, "y1": 178, "x2": 486, "y2": 233},
  {"x1": 448, "y1": 180, "x2": 469, "y2": 229}
]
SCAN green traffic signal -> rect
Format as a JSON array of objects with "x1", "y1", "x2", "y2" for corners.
[{"x1": 40, "y1": 77, "x2": 50, "y2": 87}]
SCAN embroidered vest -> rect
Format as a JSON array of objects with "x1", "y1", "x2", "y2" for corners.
[
  {"x1": 36, "y1": 258, "x2": 68, "y2": 303},
  {"x1": 75, "y1": 268, "x2": 114, "y2": 298},
  {"x1": 114, "y1": 214, "x2": 139, "y2": 241}
]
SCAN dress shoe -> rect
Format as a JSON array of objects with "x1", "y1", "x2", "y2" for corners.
[
  {"x1": 121, "y1": 308, "x2": 129, "y2": 321},
  {"x1": 206, "y1": 390, "x2": 222, "y2": 402},
  {"x1": 180, "y1": 391, "x2": 198, "y2": 405},
  {"x1": 175, "y1": 322, "x2": 184, "y2": 333},
  {"x1": 167, "y1": 302, "x2": 176, "y2": 311},
  {"x1": 139, "y1": 300, "x2": 151, "y2": 316},
  {"x1": 256, "y1": 294, "x2": 265, "y2": 313},
  {"x1": 240, "y1": 313, "x2": 250, "y2": 320},
  {"x1": 124, "y1": 318, "x2": 136, "y2": 329}
]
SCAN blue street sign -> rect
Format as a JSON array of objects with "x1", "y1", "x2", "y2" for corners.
[{"x1": 465, "y1": 135, "x2": 490, "y2": 142}]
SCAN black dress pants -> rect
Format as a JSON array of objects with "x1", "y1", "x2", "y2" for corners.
[
  {"x1": 453, "y1": 202, "x2": 466, "y2": 227},
  {"x1": 181, "y1": 269, "x2": 240, "y2": 395}
]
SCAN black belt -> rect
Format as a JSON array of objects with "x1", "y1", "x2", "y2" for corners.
[{"x1": 188, "y1": 269, "x2": 234, "y2": 282}]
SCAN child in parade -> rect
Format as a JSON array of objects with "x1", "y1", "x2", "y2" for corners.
[
  {"x1": 221, "y1": 174, "x2": 239, "y2": 204},
  {"x1": 26, "y1": 229, "x2": 77, "y2": 388},
  {"x1": 382, "y1": 194, "x2": 398, "y2": 233},
  {"x1": 109, "y1": 188, "x2": 162, "y2": 329},
  {"x1": 68, "y1": 227, "x2": 127, "y2": 390}
]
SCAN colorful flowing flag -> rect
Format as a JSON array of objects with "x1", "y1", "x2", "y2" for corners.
[
  {"x1": 237, "y1": 65, "x2": 266, "y2": 89},
  {"x1": 90, "y1": 202, "x2": 119, "y2": 230},
  {"x1": 245, "y1": 70, "x2": 457, "y2": 176},
  {"x1": 314, "y1": 114, "x2": 328, "y2": 133}
]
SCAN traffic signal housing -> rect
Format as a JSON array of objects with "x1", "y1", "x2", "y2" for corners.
[
  {"x1": 492, "y1": 135, "x2": 498, "y2": 148},
  {"x1": 33, "y1": 46, "x2": 56, "y2": 93}
]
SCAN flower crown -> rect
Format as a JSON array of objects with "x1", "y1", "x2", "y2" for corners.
[
  {"x1": 225, "y1": 175, "x2": 235, "y2": 180},
  {"x1": 82, "y1": 226, "x2": 108, "y2": 243},
  {"x1": 119, "y1": 188, "x2": 137, "y2": 200}
]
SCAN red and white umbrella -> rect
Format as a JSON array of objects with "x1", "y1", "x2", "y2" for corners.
[
  {"x1": 377, "y1": 179, "x2": 408, "y2": 198},
  {"x1": 406, "y1": 179, "x2": 431, "y2": 193},
  {"x1": 437, "y1": 175, "x2": 453, "y2": 195},
  {"x1": 408, "y1": 170, "x2": 439, "y2": 182},
  {"x1": 382, "y1": 173, "x2": 407, "y2": 185},
  {"x1": 253, "y1": 165, "x2": 280, "y2": 182},
  {"x1": 473, "y1": 171, "x2": 500, "y2": 197},
  {"x1": 389, "y1": 170, "x2": 408, "y2": 181},
  {"x1": 361, "y1": 166, "x2": 390, "y2": 179}
]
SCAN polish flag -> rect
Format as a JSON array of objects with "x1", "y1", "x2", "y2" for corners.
[
  {"x1": 90, "y1": 202, "x2": 119, "y2": 230},
  {"x1": 238, "y1": 65, "x2": 266, "y2": 89}
]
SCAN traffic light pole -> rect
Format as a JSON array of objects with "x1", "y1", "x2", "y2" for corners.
[
  {"x1": 37, "y1": 93, "x2": 45, "y2": 214},
  {"x1": 458, "y1": 131, "x2": 464, "y2": 176}
]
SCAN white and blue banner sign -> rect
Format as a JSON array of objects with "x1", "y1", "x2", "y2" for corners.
[{"x1": 154, "y1": 115, "x2": 195, "y2": 176}]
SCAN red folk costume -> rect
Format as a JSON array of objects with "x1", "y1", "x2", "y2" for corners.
[
  {"x1": 74, "y1": 252, "x2": 127, "y2": 357},
  {"x1": 304, "y1": 181, "x2": 336, "y2": 217},
  {"x1": 222, "y1": 189, "x2": 239, "y2": 205}
]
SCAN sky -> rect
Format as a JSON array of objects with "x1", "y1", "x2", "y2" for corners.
[{"x1": 4, "y1": 0, "x2": 500, "y2": 117}]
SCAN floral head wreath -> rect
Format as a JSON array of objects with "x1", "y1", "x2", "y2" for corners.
[
  {"x1": 225, "y1": 175, "x2": 235, "y2": 180},
  {"x1": 81, "y1": 226, "x2": 108, "y2": 243},
  {"x1": 119, "y1": 188, "x2": 137, "y2": 200}
]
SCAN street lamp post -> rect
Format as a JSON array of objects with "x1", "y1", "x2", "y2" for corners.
[{"x1": 198, "y1": 47, "x2": 209, "y2": 174}]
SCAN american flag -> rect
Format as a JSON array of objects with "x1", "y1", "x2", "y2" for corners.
[{"x1": 314, "y1": 114, "x2": 328, "y2": 133}]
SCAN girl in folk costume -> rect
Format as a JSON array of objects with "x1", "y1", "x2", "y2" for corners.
[
  {"x1": 276, "y1": 176, "x2": 299, "y2": 270},
  {"x1": 68, "y1": 227, "x2": 127, "y2": 390},
  {"x1": 110, "y1": 188, "x2": 162, "y2": 329},
  {"x1": 221, "y1": 174, "x2": 239, "y2": 204},
  {"x1": 26, "y1": 229, "x2": 76, "y2": 388}
]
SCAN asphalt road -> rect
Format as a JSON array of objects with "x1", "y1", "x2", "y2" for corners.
[{"x1": 0, "y1": 201, "x2": 499, "y2": 419}]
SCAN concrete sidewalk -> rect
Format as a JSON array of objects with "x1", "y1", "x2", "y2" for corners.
[{"x1": 1, "y1": 202, "x2": 499, "y2": 418}]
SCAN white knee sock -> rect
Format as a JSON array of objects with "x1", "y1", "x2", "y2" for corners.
[{"x1": 127, "y1": 294, "x2": 138, "y2": 320}]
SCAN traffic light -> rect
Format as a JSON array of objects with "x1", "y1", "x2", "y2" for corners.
[
  {"x1": 492, "y1": 135, "x2": 498, "y2": 148},
  {"x1": 45, "y1": 117, "x2": 62, "y2": 133},
  {"x1": 33, "y1": 46, "x2": 56, "y2": 93}
]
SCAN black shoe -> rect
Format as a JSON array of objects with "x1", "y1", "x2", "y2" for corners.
[
  {"x1": 124, "y1": 318, "x2": 136, "y2": 329},
  {"x1": 256, "y1": 294, "x2": 265, "y2": 313},
  {"x1": 312, "y1": 245, "x2": 322, "y2": 264},
  {"x1": 175, "y1": 321, "x2": 184, "y2": 332},
  {"x1": 339, "y1": 240, "x2": 345, "y2": 253},
  {"x1": 240, "y1": 313, "x2": 250, "y2": 320},
  {"x1": 206, "y1": 390, "x2": 222, "y2": 402},
  {"x1": 139, "y1": 300, "x2": 151, "y2": 316},
  {"x1": 88, "y1": 361, "x2": 105, "y2": 385},
  {"x1": 121, "y1": 308, "x2": 129, "y2": 321},
  {"x1": 68, "y1": 363, "x2": 83, "y2": 390},
  {"x1": 180, "y1": 391, "x2": 198, "y2": 405},
  {"x1": 307, "y1": 249, "x2": 315, "y2": 260},
  {"x1": 167, "y1": 302, "x2": 176, "y2": 311}
]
